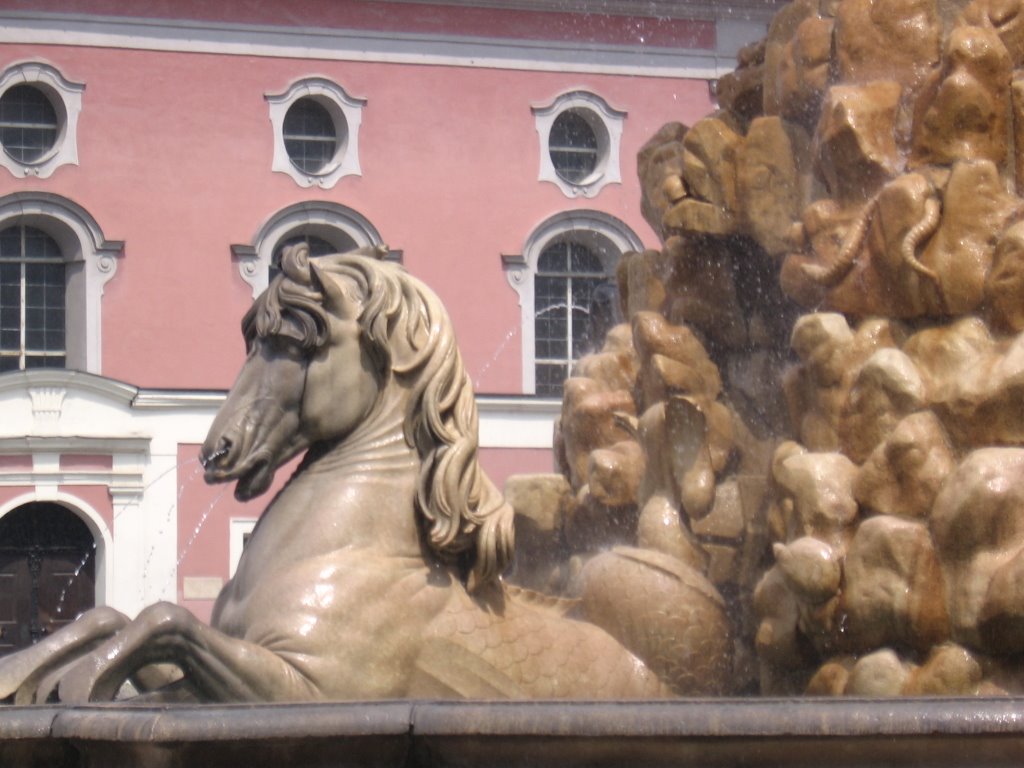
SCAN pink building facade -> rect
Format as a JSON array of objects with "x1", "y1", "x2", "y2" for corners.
[{"x1": 0, "y1": 1, "x2": 778, "y2": 645}]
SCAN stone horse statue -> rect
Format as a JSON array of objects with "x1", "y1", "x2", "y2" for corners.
[{"x1": 0, "y1": 245, "x2": 730, "y2": 704}]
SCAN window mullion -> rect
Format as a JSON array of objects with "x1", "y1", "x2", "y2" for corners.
[{"x1": 18, "y1": 248, "x2": 26, "y2": 368}]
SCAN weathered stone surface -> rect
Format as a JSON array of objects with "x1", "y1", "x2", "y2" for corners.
[
  {"x1": 910, "y1": 24, "x2": 1012, "y2": 169},
  {"x1": 930, "y1": 448, "x2": 1024, "y2": 650},
  {"x1": 834, "y1": 0, "x2": 942, "y2": 91},
  {"x1": 986, "y1": 220, "x2": 1024, "y2": 333},
  {"x1": 772, "y1": 448, "x2": 859, "y2": 547},
  {"x1": 773, "y1": 536, "x2": 842, "y2": 603},
  {"x1": 853, "y1": 411, "x2": 956, "y2": 518},
  {"x1": 738, "y1": 117, "x2": 809, "y2": 256},
  {"x1": 903, "y1": 643, "x2": 983, "y2": 695},
  {"x1": 505, "y1": 474, "x2": 573, "y2": 591},
  {"x1": 843, "y1": 515, "x2": 949, "y2": 652},
  {"x1": 814, "y1": 82, "x2": 905, "y2": 203},
  {"x1": 637, "y1": 122, "x2": 689, "y2": 240},
  {"x1": 845, "y1": 648, "x2": 912, "y2": 696}
]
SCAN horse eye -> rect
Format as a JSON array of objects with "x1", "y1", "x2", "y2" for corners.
[{"x1": 270, "y1": 334, "x2": 307, "y2": 357}]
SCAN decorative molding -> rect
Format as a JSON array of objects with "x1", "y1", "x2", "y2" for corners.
[
  {"x1": 533, "y1": 90, "x2": 626, "y2": 199},
  {"x1": 0, "y1": 368, "x2": 136, "y2": 404},
  {"x1": 266, "y1": 77, "x2": 366, "y2": 190},
  {"x1": 28, "y1": 386, "x2": 66, "y2": 430},
  {"x1": 0, "y1": 61, "x2": 84, "y2": 180}
]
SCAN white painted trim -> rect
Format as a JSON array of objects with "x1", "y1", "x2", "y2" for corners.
[
  {"x1": 0, "y1": 61, "x2": 83, "y2": 180},
  {"x1": 0, "y1": 12, "x2": 731, "y2": 78},
  {"x1": 373, "y1": 0, "x2": 786, "y2": 22},
  {"x1": 477, "y1": 396, "x2": 559, "y2": 449},
  {"x1": 0, "y1": 490, "x2": 114, "y2": 610},
  {"x1": 266, "y1": 78, "x2": 366, "y2": 190},
  {"x1": 0, "y1": 368, "x2": 135, "y2": 402},
  {"x1": 229, "y1": 518, "x2": 258, "y2": 578},
  {"x1": 504, "y1": 210, "x2": 642, "y2": 393},
  {"x1": 533, "y1": 90, "x2": 626, "y2": 199}
]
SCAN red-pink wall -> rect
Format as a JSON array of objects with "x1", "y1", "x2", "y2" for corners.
[{"x1": 0, "y1": 42, "x2": 712, "y2": 393}]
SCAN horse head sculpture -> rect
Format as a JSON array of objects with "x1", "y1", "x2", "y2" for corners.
[{"x1": 201, "y1": 244, "x2": 513, "y2": 591}]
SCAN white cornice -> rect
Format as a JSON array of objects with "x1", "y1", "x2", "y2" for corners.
[
  {"x1": 379, "y1": 0, "x2": 787, "y2": 22},
  {"x1": 0, "y1": 435, "x2": 150, "y2": 454},
  {"x1": 0, "y1": 11, "x2": 735, "y2": 77}
]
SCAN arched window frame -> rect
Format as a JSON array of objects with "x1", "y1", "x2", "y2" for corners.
[
  {"x1": 231, "y1": 201, "x2": 392, "y2": 298},
  {"x1": 532, "y1": 90, "x2": 626, "y2": 199},
  {"x1": 266, "y1": 77, "x2": 366, "y2": 189},
  {"x1": 0, "y1": 61, "x2": 84, "y2": 180},
  {"x1": 503, "y1": 210, "x2": 642, "y2": 395},
  {"x1": 0, "y1": 193, "x2": 122, "y2": 374}
]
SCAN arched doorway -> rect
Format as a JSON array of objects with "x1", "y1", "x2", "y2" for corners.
[{"x1": 0, "y1": 502, "x2": 96, "y2": 656}]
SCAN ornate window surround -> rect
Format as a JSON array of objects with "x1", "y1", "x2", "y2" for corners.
[
  {"x1": 0, "y1": 193, "x2": 122, "y2": 374},
  {"x1": 266, "y1": 77, "x2": 366, "y2": 189},
  {"x1": 231, "y1": 201, "x2": 391, "y2": 298},
  {"x1": 532, "y1": 90, "x2": 626, "y2": 199},
  {"x1": 503, "y1": 210, "x2": 642, "y2": 395},
  {"x1": 0, "y1": 61, "x2": 84, "y2": 180}
]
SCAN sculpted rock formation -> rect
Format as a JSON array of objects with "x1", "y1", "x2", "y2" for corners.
[{"x1": 515, "y1": 0, "x2": 1024, "y2": 697}]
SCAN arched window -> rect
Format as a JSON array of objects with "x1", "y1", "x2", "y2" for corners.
[
  {"x1": 534, "y1": 241, "x2": 615, "y2": 395},
  {"x1": 0, "y1": 193, "x2": 121, "y2": 374},
  {"x1": 233, "y1": 201, "x2": 389, "y2": 298},
  {"x1": 504, "y1": 211, "x2": 642, "y2": 396}
]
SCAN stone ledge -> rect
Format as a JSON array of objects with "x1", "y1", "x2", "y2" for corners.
[{"x1": 1, "y1": 698, "x2": 1022, "y2": 767}]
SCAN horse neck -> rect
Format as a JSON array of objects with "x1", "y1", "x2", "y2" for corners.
[{"x1": 291, "y1": 383, "x2": 424, "y2": 552}]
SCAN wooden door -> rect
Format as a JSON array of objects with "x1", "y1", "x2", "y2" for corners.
[{"x1": 0, "y1": 503, "x2": 96, "y2": 656}]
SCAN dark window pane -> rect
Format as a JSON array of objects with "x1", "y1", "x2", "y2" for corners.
[
  {"x1": 283, "y1": 98, "x2": 339, "y2": 174},
  {"x1": 0, "y1": 355, "x2": 18, "y2": 372},
  {"x1": 535, "y1": 364, "x2": 568, "y2": 397},
  {"x1": 40, "y1": 354, "x2": 65, "y2": 368},
  {"x1": 549, "y1": 110, "x2": 598, "y2": 183},
  {"x1": 570, "y1": 244, "x2": 603, "y2": 273},
  {"x1": 0, "y1": 227, "x2": 20, "y2": 256},
  {"x1": 0, "y1": 224, "x2": 64, "y2": 371},
  {"x1": 0, "y1": 85, "x2": 59, "y2": 164},
  {"x1": 534, "y1": 239, "x2": 617, "y2": 394}
]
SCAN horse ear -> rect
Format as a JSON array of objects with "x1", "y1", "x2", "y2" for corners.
[{"x1": 309, "y1": 262, "x2": 353, "y2": 315}]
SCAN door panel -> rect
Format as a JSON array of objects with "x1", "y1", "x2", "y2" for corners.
[{"x1": 0, "y1": 503, "x2": 96, "y2": 656}]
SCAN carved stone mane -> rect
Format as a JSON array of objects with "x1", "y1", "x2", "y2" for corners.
[{"x1": 245, "y1": 244, "x2": 514, "y2": 590}]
